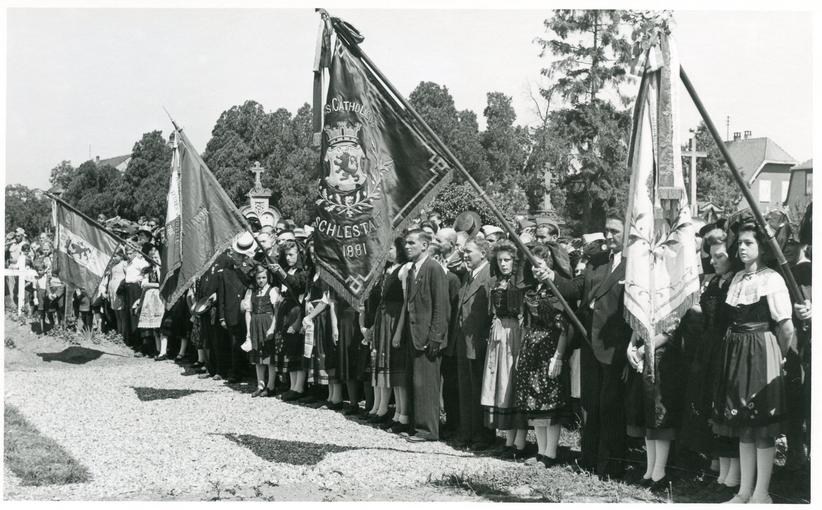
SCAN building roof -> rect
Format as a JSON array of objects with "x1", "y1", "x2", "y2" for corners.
[
  {"x1": 96, "y1": 154, "x2": 131, "y2": 169},
  {"x1": 790, "y1": 158, "x2": 813, "y2": 172},
  {"x1": 724, "y1": 137, "x2": 796, "y2": 183}
]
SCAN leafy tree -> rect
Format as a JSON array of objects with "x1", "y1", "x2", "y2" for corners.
[
  {"x1": 536, "y1": 10, "x2": 634, "y2": 105},
  {"x1": 5, "y1": 185, "x2": 52, "y2": 237},
  {"x1": 62, "y1": 160, "x2": 120, "y2": 218},
  {"x1": 48, "y1": 160, "x2": 76, "y2": 192},
  {"x1": 481, "y1": 92, "x2": 530, "y2": 189},
  {"x1": 533, "y1": 9, "x2": 651, "y2": 233},
  {"x1": 429, "y1": 181, "x2": 525, "y2": 229},
  {"x1": 408, "y1": 82, "x2": 491, "y2": 185},
  {"x1": 682, "y1": 122, "x2": 743, "y2": 215},
  {"x1": 262, "y1": 103, "x2": 319, "y2": 225},
  {"x1": 115, "y1": 130, "x2": 173, "y2": 220}
]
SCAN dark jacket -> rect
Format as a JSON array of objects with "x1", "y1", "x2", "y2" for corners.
[
  {"x1": 444, "y1": 269, "x2": 462, "y2": 357},
  {"x1": 218, "y1": 253, "x2": 254, "y2": 329},
  {"x1": 456, "y1": 262, "x2": 494, "y2": 360},
  {"x1": 554, "y1": 255, "x2": 631, "y2": 366},
  {"x1": 399, "y1": 255, "x2": 450, "y2": 351}
]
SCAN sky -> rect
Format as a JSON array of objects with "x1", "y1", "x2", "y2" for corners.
[{"x1": 4, "y1": 7, "x2": 814, "y2": 190}]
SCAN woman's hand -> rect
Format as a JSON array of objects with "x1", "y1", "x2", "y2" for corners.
[
  {"x1": 794, "y1": 300, "x2": 812, "y2": 321},
  {"x1": 548, "y1": 356, "x2": 562, "y2": 379},
  {"x1": 287, "y1": 325, "x2": 296, "y2": 334},
  {"x1": 627, "y1": 343, "x2": 641, "y2": 371},
  {"x1": 302, "y1": 317, "x2": 313, "y2": 329}
]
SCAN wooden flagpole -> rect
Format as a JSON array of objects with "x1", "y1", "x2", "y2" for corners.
[
  {"x1": 679, "y1": 67, "x2": 805, "y2": 304},
  {"x1": 44, "y1": 191, "x2": 159, "y2": 267},
  {"x1": 317, "y1": 9, "x2": 588, "y2": 341}
]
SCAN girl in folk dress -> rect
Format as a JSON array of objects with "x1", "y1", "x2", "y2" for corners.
[
  {"x1": 136, "y1": 247, "x2": 165, "y2": 358},
  {"x1": 270, "y1": 240, "x2": 307, "y2": 401},
  {"x1": 480, "y1": 240, "x2": 527, "y2": 458},
  {"x1": 301, "y1": 240, "x2": 338, "y2": 405},
  {"x1": 512, "y1": 243, "x2": 572, "y2": 467},
  {"x1": 363, "y1": 239, "x2": 406, "y2": 424},
  {"x1": 244, "y1": 264, "x2": 279, "y2": 398},
  {"x1": 711, "y1": 222, "x2": 795, "y2": 504},
  {"x1": 680, "y1": 229, "x2": 740, "y2": 495}
]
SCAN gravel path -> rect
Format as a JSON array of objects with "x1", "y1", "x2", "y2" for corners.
[{"x1": 4, "y1": 353, "x2": 508, "y2": 501}]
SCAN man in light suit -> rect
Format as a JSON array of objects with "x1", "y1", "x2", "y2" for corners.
[
  {"x1": 550, "y1": 211, "x2": 632, "y2": 480},
  {"x1": 396, "y1": 229, "x2": 450, "y2": 442},
  {"x1": 453, "y1": 237, "x2": 496, "y2": 450}
]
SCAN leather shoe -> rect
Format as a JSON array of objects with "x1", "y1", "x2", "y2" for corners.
[
  {"x1": 470, "y1": 442, "x2": 493, "y2": 452},
  {"x1": 650, "y1": 477, "x2": 671, "y2": 495},
  {"x1": 342, "y1": 404, "x2": 361, "y2": 416},
  {"x1": 325, "y1": 401, "x2": 344, "y2": 411},
  {"x1": 378, "y1": 420, "x2": 397, "y2": 430},
  {"x1": 197, "y1": 373, "x2": 213, "y2": 379},
  {"x1": 251, "y1": 388, "x2": 265, "y2": 398},
  {"x1": 282, "y1": 390, "x2": 305, "y2": 402},
  {"x1": 390, "y1": 422, "x2": 411, "y2": 434},
  {"x1": 211, "y1": 374, "x2": 223, "y2": 381},
  {"x1": 226, "y1": 377, "x2": 241, "y2": 384}
]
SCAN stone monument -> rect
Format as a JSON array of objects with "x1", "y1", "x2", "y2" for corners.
[{"x1": 239, "y1": 161, "x2": 282, "y2": 228}]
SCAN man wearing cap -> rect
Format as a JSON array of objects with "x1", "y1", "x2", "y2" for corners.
[
  {"x1": 218, "y1": 232, "x2": 256, "y2": 384},
  {"x1": 482, "y1": 225, "x2": 505, "y2": 245}
]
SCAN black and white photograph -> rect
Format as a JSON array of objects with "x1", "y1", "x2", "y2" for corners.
[{"x1": 2, "y1": 0, "x2": 816, "y2": 504}]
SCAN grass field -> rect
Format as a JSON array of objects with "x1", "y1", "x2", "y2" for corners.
[{"x1": 4, "y1": 405, "x2": 91, "y2": 486}]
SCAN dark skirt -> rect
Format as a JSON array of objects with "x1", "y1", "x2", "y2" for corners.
[
  {"x1": 625, "y1": 340, "x2": 685, "y2": 439},
  {"x1": 680, "y1": 325, "x2": 724, "y2": 452},
  {"x1": 336, "y1": 307, "x2": 368, "y2": 382},
  {"x1": 307, "y1": 305, "x2": 336, "y2": 385},
  {"x1": 373, "y1": 300, "x2": 404, "y2": 388},
  {"x1": 711, "y1": 326, "x2": 786, "y2": 441},
  {"x1": 512, "y1": 326, "x2": 570, "y2": 423},
  {"x1": 248, "y1": 311, "x2": 275, "y2": 365},
  {"x1": 272, "y1": 301, "x2": 303, "y2": 373}
]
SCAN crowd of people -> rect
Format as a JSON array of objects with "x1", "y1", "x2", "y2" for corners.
[{"x1": 4, "y1": 205, "x2": 812, "y2": 503}]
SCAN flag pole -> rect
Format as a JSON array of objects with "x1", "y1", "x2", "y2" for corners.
[
  {"x1": 319, "y1": 9, "x2": 588, "y2": 340},
  {"x1": 165, "y1": 118, "x2": 281, "y2": 278},
  {"x1": 44, "y1": 191, "x2": 160, "y2": 268},
  {"x1": 679, "y1": 67, "x2": 805, "y2": 304}
]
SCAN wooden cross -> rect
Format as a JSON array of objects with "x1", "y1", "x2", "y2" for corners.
[
  {"x1": 4, "y1": 267, "x2": 36, "y2": 317},
  {"x1": 682, "y1": 132, "x2": 707, "y2": 217},
  {"x1": 250, "y1": 161, "x2": 266, "y2": 189}
]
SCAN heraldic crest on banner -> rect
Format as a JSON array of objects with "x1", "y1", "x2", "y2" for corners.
[{"x1": 317, "y1": 120, "x2": 386, "y2": 219}]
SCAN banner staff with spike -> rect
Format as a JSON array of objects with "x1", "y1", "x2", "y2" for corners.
[{"x1": 315, "y1": 8, "x2": 589, "y2": 342}]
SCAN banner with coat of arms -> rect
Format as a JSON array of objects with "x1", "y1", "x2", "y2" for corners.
[
  {"x1": 52, "y1": 201, "x2": 122, "y2": 296},
  {"x1": 312, "y1": 16, "x2": 452, "y2": 307}
]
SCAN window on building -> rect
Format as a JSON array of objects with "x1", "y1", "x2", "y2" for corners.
[
  {"x1": 806, "y1": 172, "x2": 813, "y2": 196},
  {"x1": 759, "y1": 179, "x2": 771, "y2": 203},
  {"x1": 781, "y1": 181, "x2": 790, "y2": 202}
]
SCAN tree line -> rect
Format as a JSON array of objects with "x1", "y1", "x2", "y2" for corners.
[{"x1": 6, "y1": 10, "x2": 741, "y2": 238}]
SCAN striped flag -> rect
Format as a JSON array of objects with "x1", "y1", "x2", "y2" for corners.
[
  {"x1": 159, "y1": 124, "x2": 247, "y2": 308},
  {"x1": 52, "y1": 201, "x2": 121, "y2": 296}
]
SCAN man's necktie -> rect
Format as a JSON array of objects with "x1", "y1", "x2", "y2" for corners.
[{"x1": 406, "y1": 263, "x2": 417, "y2": 303}]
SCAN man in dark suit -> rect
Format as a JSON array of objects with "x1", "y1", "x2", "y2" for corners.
[
  {"x1": 431, "y1": 227, "x2": 462, "y2": 438},
  {"x1": 218, "y1": 234, "x2": 256, "y2": 384},
  {"x1": 196, "y1": 259, "x2": 226, "y2": 380},
  {"x1": 453, "y1": 237, "x2": 496, "y2": 450},
  {"x1": 551, "y1": 211, "x2": 632, "y2": 480},
  {"x1": 397, "y1": 229, "x2": 450, "y2": 442}
]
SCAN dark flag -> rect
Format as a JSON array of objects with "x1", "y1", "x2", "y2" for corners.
[
  {"x1": 160, "y1": 126, "x2": 246, "y2": 307},
  {"x1": 312, "y1": 17, "x2": 453, "y2": 307},
  {"x1": 53, "y1": 201, "x2": 121, "y2": 296}
]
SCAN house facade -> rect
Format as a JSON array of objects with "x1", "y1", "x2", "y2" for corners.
[
  {"x1": 784, "y1": 158, "x2": 812, "y2": 218},
  {"x1": 724, "y1": 134, "x2": 796, "y2": 213}
]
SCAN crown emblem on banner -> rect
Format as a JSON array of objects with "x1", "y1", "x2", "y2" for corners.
[{"x1": 325, "y1": 121, "x2": 361, "y2": 145}]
